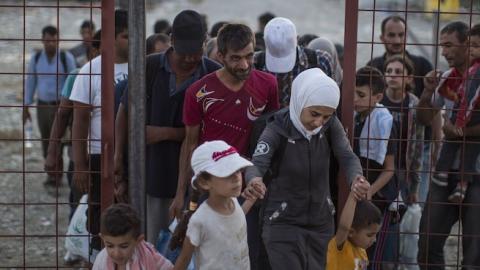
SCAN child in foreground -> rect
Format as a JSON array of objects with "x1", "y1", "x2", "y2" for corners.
[
  {"x1": 173, "y1": 140, "x2": 254, "y2": 270},
  {"x1": 93, "y1": 203, "x2": 173, "y2": 270},
  {"x1": 327, "y1": 177, "x2": 382, "y2": 270}
]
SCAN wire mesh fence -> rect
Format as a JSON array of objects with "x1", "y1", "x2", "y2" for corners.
[{"x1": 0, "y1": 0, "x2": 479, "y2": 269}]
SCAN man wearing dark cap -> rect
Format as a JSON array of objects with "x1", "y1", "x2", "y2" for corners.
[{"x1": 114, "y1": 9, "x2": 221, "y2": 245}]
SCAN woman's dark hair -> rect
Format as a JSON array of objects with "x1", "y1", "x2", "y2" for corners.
[
  {"x1": 384, "y1": 54, "x2": 415, "y2": 91},
  {"x1": 351, "y1": 200, "x2": 382, "y2": 230},
  {"x1": 356, "y1": 66, "x2": 386, "y2": 95},
  {"x1": 216, "y1": 24, "x2": 255, "y2": 55},
  {"x1": 100, "y1": 203, "x2": 141, "y2": 238},
  {"x1": 169, "y1": 172, "x2": 210, "y2": 250},
  {"x1": 146, "y1": 33, "x2": 170, "y2": 55}
]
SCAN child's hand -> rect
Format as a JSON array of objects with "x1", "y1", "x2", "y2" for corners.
[
  {"x1": 351, "y1": 175, "x2": 370, "y2": 201},
  {"x1": 242, "y1": 177, "x2": 266, "y2": 200},
  {"x1": 423, "y1": 70, "x2": 441, "y2": 94}
]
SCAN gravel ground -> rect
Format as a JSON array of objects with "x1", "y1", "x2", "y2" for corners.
[{"x1": 0, "y1": 0, "x2": 466, "y2": 268}]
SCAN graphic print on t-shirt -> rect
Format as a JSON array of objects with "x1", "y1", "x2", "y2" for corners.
[
  {"x1": 196, "y1": 84, "x2": 214, "y2": 101},
  {"x1": 247, "y1": 97, "x2": 267, "y2": 121},
  {"x1": 196, "y1": 84, "x2": 225, "y2": 113},
  {"x1": 203, "y1": 97, "x2": 225, "y2": 113}
]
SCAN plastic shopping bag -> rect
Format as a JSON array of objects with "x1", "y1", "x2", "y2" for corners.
[
  {"x1": 399, "y1": 203, "x2": 422, "y2": 270},
  {"x1": 157, "y1": 219, "x2": 194, "y2": 270},
  {"x1": 65, "y1": 194, "x2": 91, "y2": 261}
]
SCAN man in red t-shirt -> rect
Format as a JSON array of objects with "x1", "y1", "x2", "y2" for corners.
[{"x1": 170, "y1": 23, "x2": 279, "y2": 218}]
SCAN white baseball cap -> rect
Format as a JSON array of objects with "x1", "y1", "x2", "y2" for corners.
[
  {"x1": 191, "y1": 141, "x2": 253, "y2": 189},
  {"x1": 264, "y1": 17, "x2": 298, "y2": 73}
]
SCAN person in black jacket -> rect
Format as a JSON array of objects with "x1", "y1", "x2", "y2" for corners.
[
  {"x1": 243, "y1": 68, "x2": 369, "y2": 270},
  {"x1": 113, "y1": 10, "x2": 221, "y2": 246}
]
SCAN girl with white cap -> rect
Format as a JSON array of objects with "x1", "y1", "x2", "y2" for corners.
[
  {"x1": 243, "y1": 68, "x2": 369, "y2": 269},
  {"x1": 172, "y1": 140, "x2": 256, "y2": 270}
]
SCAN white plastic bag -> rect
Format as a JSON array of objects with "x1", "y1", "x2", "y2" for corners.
[
  {"x1": 65, "y1": 194, "x2": 91, "y2": 261},
  {"x1": 399, "y1": 203, "x2": 422, "y2": 270}
]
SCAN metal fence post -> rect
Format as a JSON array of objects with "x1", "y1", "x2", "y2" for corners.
[
  {"x1": 128, "y1": 0, "x2": 146, "y2": 233},
  {"x1": 338, "y1": 0, "x2": 359, "y2": 220},
  {"x1": 101, "y1": 0, "x2": 115, "y2": 212}
]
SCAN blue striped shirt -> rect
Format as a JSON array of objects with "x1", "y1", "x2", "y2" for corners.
[{"x1": 24, "y1": 49, "x2": 76, "y2": 105}]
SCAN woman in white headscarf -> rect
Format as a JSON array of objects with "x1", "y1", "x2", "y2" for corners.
[{"x1": 243, "y1": 68, "x2": 367, "y2": 270}]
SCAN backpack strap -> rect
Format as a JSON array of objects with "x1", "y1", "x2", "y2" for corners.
[
  {"x1": 33, "y1": 50, "x2": 41, "y2": 74},
  {"x1": 34, "y1": 50, "x2": 69, "y2": 74},
  {"x1": 60, "y1": 50, "x2": 68, "y2": 74}
]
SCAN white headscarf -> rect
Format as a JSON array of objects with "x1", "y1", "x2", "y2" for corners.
[{"x1": 289, "y1": 68, "x2": 340, "y2": 140}]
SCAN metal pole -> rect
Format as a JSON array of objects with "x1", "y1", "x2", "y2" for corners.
[
  {"x1": 338, "y1": 0, "x2": 359, "y2": 220},
  {"x1": 128, "y1": 0, "x2": 146, "y2": 233},
  {"x1": 432, "y1": 10, "x2": 440, "y2": 69},
  {"x1": 101, "y1": 0, "x2": 115, "y2": 212}
]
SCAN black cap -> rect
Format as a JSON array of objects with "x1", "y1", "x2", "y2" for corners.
[{"x1": 172, "y1": 10, "x2": 206, "y2": 54}]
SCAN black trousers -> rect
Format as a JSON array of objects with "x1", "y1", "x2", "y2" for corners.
[
  {"x1": 36, "y1": 100, "x2": 58, "y2": 158},
  {"x1": 85, "y1": 154, "x2": 102, "y2": 252},
  {"x1": 262, "y1": 223, "x2": 334, "y2": 270},
  {"x1": 418, "y1": 173, "x2": 480, "y2": 269}
]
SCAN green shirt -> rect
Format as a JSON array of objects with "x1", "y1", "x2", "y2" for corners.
[{"x1": 61, "y1": 68, "x2": 80, "y2": 98}]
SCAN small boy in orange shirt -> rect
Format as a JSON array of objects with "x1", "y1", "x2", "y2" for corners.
[{"x1": 327, "y1": 178, "x2": 382, "y2": 270}]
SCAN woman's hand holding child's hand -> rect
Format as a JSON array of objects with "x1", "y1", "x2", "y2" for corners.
[
  {"x1": 242, "y1": 177, "x2": 266, "y2": 201},
  {"x1": 351, "y1": 176, "x2": 370, "y2": 201}
]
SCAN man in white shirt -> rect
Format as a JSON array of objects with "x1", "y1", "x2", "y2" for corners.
[{"x1": 69, "y1": 9, "x2": 128, "y2": 254}]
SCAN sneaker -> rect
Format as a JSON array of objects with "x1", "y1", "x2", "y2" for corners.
[
  {"x1": 448, "y1": 183, "x2": 467, "y2": 203},
  {"x1": 431, "y1": 172, "x2": 448, "y2": 187}
]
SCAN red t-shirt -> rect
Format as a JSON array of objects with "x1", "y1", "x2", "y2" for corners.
[{"x1": 183, "y1": 70, "x2": 279, "y2": 155}]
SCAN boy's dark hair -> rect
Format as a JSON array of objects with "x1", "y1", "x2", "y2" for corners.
[
  {"x1": 92, "y1": 29, "x2": 101, "y2": 50},
  {"x1": 384, "y1": 54, "x2": 415, "y2": 75},
  {"x1": 100, "y1": 203, "x2": 141, "y2": 238},
  {"x1": 356, "y1": 66, "x2": 386, "y2": 95},
  {"x1": 351, "y1": 200, "x2": 382, "y2": 230},
  {"x1": 42, "y1": 25, "x2": 58, "y2": 37},
  {"x1": 381, "y1": 15, "x2": 405, "y2": 35},
  {"x1": 258, "y1": 12, "x2": 276, "y2": 27},
  {"x1": 81, "y1": 20, "x2": 95, "y2": 30},
  {"x1": 441, "y1": 21, "x2": 469, "y2": 43},
  {"x1": 154, "y1": 19, "x2": 171, "y2": 34},
  {"x1": 115, "y1": 9, "x2": 128, "y2": 37},
  {"x1": 146, "y1": 33, "x2": 170, "y2": 55},
  {"x1": 210, "y1": 21, "x2": 228, "y2": 38},
  {"x1": 469, "y1": 23, "x2": 480, "y2": 38},
  {"x1": 217, "y1": 24, "x2": 255, "y2": 55}
]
